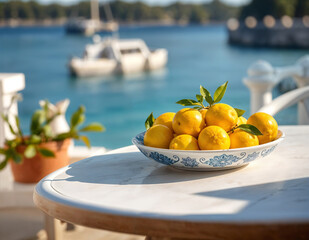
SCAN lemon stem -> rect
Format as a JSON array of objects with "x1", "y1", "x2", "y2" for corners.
[{"x1": 227, "y1": 125, "x2": 238, "y2": 134}]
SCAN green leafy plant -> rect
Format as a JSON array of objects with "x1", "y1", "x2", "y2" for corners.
[
  {"x1": 0, "y1": 100, "x2": 104, "y2": 170},
  {"x1": 176, "y1": 81, "x2": 228, "y2": 110}
]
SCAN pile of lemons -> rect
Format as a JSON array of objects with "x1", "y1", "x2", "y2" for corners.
[{"x1": 143, "y1": 82, "x2": 278, "y2": 150}]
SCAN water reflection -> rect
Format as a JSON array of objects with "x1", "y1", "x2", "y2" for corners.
[{"x1": 69, "y1": 68, "x2": 167, "y2": 94}]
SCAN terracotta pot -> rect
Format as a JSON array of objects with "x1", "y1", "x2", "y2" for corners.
[{"x1": 10, "y1": 139, "x2": 71, "y2": 183}]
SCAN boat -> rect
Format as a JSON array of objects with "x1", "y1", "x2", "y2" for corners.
[
  {"x1": 65, "y1": 0, "x2": 118, "y2": 35},
  {"x1": 68, "y1": 37, "x2": 168, "y2": 77},
  {"x1": 66, "y1": 18, "x2": 118, "y2": 36}
]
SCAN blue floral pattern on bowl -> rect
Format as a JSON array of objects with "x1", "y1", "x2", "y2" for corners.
[
  {"x1": 148, "y1": 152, "x2": 180, "y2": 165},
  {"x1": 132, "y1": 130, "x2": 285, "y2": 171},
  {"x1": 181, "y1": 157, "x2": 199, "y2": 167},
  {"x1": 199, "y1": 152, "x2": 246, "y2": 167},
  {"x1": 261, "y1": 145, "x2": 277, "y2": 157},
  {"x1": 243, "y1": 152, "x2": 260, "y2": 163}
]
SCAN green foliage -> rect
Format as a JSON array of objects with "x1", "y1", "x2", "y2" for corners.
[
  {"x1": 189, "y1": 5, "x2": 208, "y2": 24},
  {"x1": 177, "y1": 81, "x2": 228, "y2": 109},
  {"x1": 24, "y1": 145, "x2": 36, "y2": 158},
  {"x1": 237, "y1": 124, "x2": 263, "y2": 136},
  {"x1": 234, "y1": 108, "x2": 246, "y2": 117},
  {"x1": 0, "y1": 0, "x2": 241, "y2": 23},
  {"x1": 0, "y1": 100, "x2": 104, "y2": 170},
  {"x1": 80, "y1": 123, "x2": 105, "y2": 132},
  {"x1": 176, "y1": 99, "x2": 200, "y2": 107},
  {"x1": 200, "y1": 85, "x2": 213, "y2": 106},
  {"x1": 239, "y1": 0, "x2": 308, "y2": 20},
  {"x1": 204, "y1": 0, "x2": 240, "y2": 21},
  {"x1": 145, "y1": 112, "x2": 155, "y2": 130},
  {"x1": 213, "y1": 81, "x2": 228, "y2": 103},
  {"x1": 37, "y1": 147, "x2": 55, "y2": 157},
  {"x1": 2, "y1": 0, "x2": 308, "y2": 23}
]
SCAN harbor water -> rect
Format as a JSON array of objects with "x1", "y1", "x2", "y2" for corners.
[{"x1": 0, "y1": 25, "x2": 308, "y2": 149}]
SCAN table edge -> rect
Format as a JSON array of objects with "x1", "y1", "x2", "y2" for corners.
[{"x1": 33, "y1": 187, "x2": 309, "y2": 239}]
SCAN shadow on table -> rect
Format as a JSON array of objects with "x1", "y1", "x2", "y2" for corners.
[
  {"x1": 187, "y1": 177, "x2": 309, "y2": 220},
  {"x1": 55, "y1": 152, "x2": 248, "y2": 185}
]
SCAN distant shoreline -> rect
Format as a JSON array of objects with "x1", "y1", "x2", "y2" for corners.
[{"x1": 0, "y1": 18, "x2": 225, "y2": 28}]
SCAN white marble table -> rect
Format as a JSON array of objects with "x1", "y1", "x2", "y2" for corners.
[{"x1": 34, "y1": 126, "x2": 309, "y2": 240}]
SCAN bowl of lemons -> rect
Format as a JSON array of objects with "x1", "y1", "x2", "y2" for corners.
[{"x1": 132, "y1": 82, "x2": 285, "y2": 171}]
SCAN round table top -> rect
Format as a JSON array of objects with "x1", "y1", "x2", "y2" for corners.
[{"x1": 34, "y1": 126, "x2": 309, "y2": 239}]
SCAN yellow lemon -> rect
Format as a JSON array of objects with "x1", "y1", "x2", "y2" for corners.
[
  {"x1": 237, "y1": 116, "x2": 247, "y2": 125},
  {"x1": 198, "y1": 126, "x2": 230, "y2": 150},
  {"x1": 144, "y1": 124, "x2": 173, "y2": 149},
  {"x1": 247, "y1": 112, "x2": 278, "y2": 144},
  {"x1": 205, "y1": 103, "x2": 238, "y2": 132},
  {"x1": 200, "y1": 109, "x2": 208, "y2": 122},
  {"x1": 172, "y1": 108, "x2": 205, "y2": 137},
  {"x1": 154, "y1": 112, "x2": 175, "y2": 131},
  {"x1": 169, "y1": 134, "x2": 199, "y2": 150},
  {"x1": 229, "y1": 129, "x2": 259, "y2": 149}
]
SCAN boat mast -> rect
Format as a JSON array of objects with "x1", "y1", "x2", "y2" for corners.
[
  {"x1": 91, "y1": 0, "x2": 100, "y2": 21},
  {"x1": 103, "y1": 1, "x2": 114, "y2": 22}
]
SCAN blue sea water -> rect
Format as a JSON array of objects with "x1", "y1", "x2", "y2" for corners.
[{"x1": 0, "y1": 25, "x2": 308, "y2": 149}]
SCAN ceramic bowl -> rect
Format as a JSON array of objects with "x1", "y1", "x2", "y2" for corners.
[{"x1": 132, "y1": 130, "x2": 285, "y2": 171}]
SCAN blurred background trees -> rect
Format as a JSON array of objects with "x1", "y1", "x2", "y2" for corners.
[
  {"x1": 240, "y1": 0, "x2": 309, "y2": 20},
  {"x1": 0, "y1": 0, "x2": 236, "y2": 24},
  {"x1": 0, "y1": 0, "x2": 308, "y2": 24}
]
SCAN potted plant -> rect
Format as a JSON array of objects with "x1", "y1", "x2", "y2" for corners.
[{"x1": 0, "y1": 100, "x2": 104, "y2": 183}]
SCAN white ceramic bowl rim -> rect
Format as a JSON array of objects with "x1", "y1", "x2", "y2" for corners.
[{"x1": 132, "y1": 130, "x2": 285, "y2": 154}]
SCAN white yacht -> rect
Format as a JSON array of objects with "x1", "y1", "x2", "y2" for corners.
[{"x1": 69, "y1": 37, "x2": 168, "y2": 77}]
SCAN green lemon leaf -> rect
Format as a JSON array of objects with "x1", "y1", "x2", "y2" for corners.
[
  {"x1": 213, "y1": 81, "x2": 228, "y2": 103},
  {"x1": 238, "y1": 124, "x2": 263, "y2": 136},
  {"x1": 176, "y1": 99, "x2": 200, "y2": 106},
  {"x1": 196, "y1": 94, "x2": 203, "y2": 103},
  {"x1": 234, "y1": 108, "x2": 246, "y2": 117},
  {"x1": 79, "y1": 135, "x2": 91, "y2": 149},
  {"x1": 145, "y1": 112, "x2": 155, "y2": 130},
  {"x1": 80, "y1": 123, "x2": 105, "y2": 132},
  {"x1": 200, "y1": 86, "x2": 213, "y2": 105},
  {"x1": 24, "y1": 145, "x2": 37, "y2": 158},
  {"x1": 38, "y1": 148, "x2": 55, "y2": 157}
]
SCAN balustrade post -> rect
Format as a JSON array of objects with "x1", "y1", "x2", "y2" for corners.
[
  {"x1": 243, "y1": 60, "x2": 276, "y2": 114},
  {"x1": 244, "y1": 56, "x2": 309, "y2": 125},
  {"x1": 294, "y1": 56, "x2": 309, "y2": 124},
  {"x1": 0, "y1": 73, "x2": 25, "y2": 190}
]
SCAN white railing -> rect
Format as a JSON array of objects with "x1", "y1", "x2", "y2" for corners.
[{"x1": 243, "y1": 55, "x2": 309, "y2": 124}]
